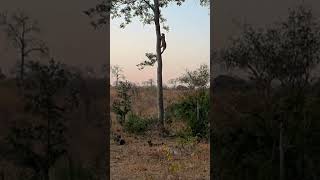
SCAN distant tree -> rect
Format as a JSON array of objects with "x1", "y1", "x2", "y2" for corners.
[
  {"x1": 111, "y1": 65, "x2": 124, "y2": 86},
  {"x1": 148, "y1": 78, "x2": 154, "y2": 87},
  {"x1": 142, "y1": 78, "x2": 155, "y2": 87},
  {"x1": 0, "y1": 11, "x2": 49, "y2": 83},
  {"x1": 168, "y1": 78, "x2": 178, "y2": 88},
  {"x1": 177, "y1": 64, "x2": 209, "y2": 90}
]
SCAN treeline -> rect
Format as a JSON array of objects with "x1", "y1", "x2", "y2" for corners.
[
  {"x1": 111, "y1": 63, "x2": 210, "y2": 139},
  {"x1": 110, "y1": 64, "x2": 209, "y2": 90}
]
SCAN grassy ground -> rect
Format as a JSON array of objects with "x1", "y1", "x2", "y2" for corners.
[{"x1": 110, "y1": 87, "x2": 210, "y2": 180}]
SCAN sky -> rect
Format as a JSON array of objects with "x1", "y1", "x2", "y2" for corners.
[
  {"x1": 1, "y1": 0, "x2": 320, "y2": 81},
  {"x1": 110, "y1": 0, "x2": 210, "y2": 84}
]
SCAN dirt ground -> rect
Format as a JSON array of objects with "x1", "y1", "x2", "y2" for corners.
[{"x1": 110, "y1": 128, "x2": 209, "y2": 180}]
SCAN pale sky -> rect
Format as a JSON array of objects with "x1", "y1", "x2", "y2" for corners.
[{"x1": 110, "y1": 0, "x2": 210, "y2": 85}]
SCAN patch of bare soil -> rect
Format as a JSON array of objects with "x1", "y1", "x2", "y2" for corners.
[{"x1": 110, "y1": 132, "x2": 209, "y2": 180}]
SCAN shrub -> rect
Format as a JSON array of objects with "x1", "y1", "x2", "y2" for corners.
[
  {"x1": 112, "y1": 81, "x2": 133, "y2": 125},
  {"x1": 177, "y1": 128, "x2": 199, "y2": 147},
  {"x1": 167, "y1": 90, "x2": 209, "y2": 139},
  {"x1": 124, "y1": 113, "x2": 149, "y2": 134}
]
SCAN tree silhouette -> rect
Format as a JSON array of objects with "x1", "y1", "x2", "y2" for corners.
[
  {"x1": 0, "y1": 59, "x2": 79, "y2": 180},
  {"x1": 111, "y1": 64, "x2": 124, "y2": 86},
  {"x1": 217, "y1": 5, "x2": 320, "y2": 180},
  {"x1": 0, "y1": 10, "x2": 49, "y2": 84}
]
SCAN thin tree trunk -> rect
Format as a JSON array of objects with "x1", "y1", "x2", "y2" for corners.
[
  {"x1": 116, "y1": 75, "x2": 119, "y2": 86},
  {"x1": 21, "y1": 49, "x2": 24, "y2": 82},
  {"x1": 1, "y1": 170, "x2": 4, "y2": 180},
  {"x1": 279, "y1": 120, "x2": 284, "y2": 180},
  {"x1": 197, "y1": 101, "x2": 199, "y2": 121},
  {"x1": 153, "y1": 0, "x2": 165, "y2": 133},
  {"x1": 68, "y1": 155, "x2": 74, "y2": 180},
  {"x1": 20, "y1": 23, "x2": 26, "y2": 83},
  {"x1": 45, "y1": 168, "x2": 49, "y2": 180},
  {"x1": 47, "y1": 109, "x2": 51, "y2": 180}
]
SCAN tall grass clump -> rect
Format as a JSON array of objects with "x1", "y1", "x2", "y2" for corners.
[
  {"x1": 124, "y1": 113, "x2": 150, "y2": 135},
  {"x1": 167, "y1": 90, "x2": 209, "y2": 139}
]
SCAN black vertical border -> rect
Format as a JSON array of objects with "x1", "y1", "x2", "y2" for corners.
[
  {"x1": 106, "y1": 7, "x2": 111, "y2": 180},
  {"x1": 209, "y1": 0, "x2": 214, "y2": 179}
]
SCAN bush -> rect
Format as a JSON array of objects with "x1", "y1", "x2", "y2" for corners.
[
  {"x1": 167, "y1": 90, "x2": 209, "y2": 139},
  {"x1": 112, "y1": 81, "x2": 133, "y2": 125},
  {"x1": 176, "y1": 127, "x2": 199, "y2": 147},
  {"x1": 124, "y1": 113, "x2": 150, "y2": 134}
]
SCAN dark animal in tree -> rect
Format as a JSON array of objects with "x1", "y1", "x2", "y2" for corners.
[{"x1": 160, "y1": 33, "x2": 167, "y2": 54}]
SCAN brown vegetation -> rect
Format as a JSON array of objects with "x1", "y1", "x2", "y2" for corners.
[{"x1": 110, "y1": 87, "x2": 209, "y2": 179}]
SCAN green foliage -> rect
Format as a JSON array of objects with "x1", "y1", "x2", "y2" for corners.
[
  {"x1": 176, "y1": 127, "x2": 199, "y2": 147},
  {"x1": 112, "y1": 80, "x2": 133, "y2": 125},
  {"x1": 84, "y1": 0, "x2": 185, "y2": 30},
  {"x1": 136, "y1": 53, "x2": 157, "y2": 70},
  {"x1": 124, "y1": 113, "x2": 150, "y2": 134},
  {"x1": 176, "y1": 64, "x2": 209, "y2": 89},
  {"x1": 167, "y1": 90, "x2": 209, "y2": 139}
]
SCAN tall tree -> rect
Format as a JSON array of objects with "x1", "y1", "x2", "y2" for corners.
[
  {"x1": 84, "y1": 0, "x2": 208, "y2": 133},
  {"x1": 0, "y1": 10, "x2": 49, "y2": 83},
  {"x1": 111, "y1": 65, "x2": 124, "y2": 86}
]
